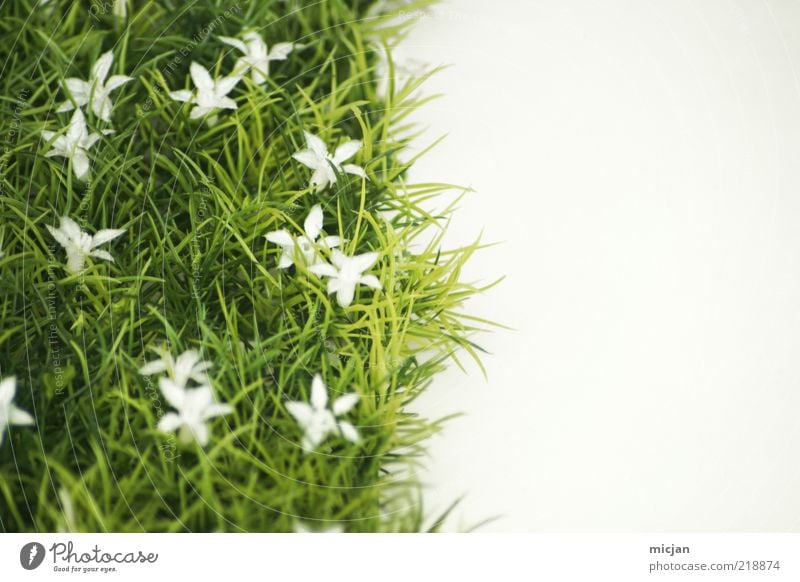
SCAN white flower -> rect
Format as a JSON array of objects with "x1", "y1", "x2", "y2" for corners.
[
  {"x1": 308, "y1": 250, "x2": 381, "y2": 308},
  {"x1": 113, "y1": 0, "x2": 127, "y2": 19},
  {"x1": 293, "y1": 521, "x2": 344, "y2": 533},
  {"x1": 292, "y1": 131, "x2": 366, "y2": 193},
  {"x1": 0, "y1": 377, "x2": 34, "y2": 447},
  {"x1": 219, "y1": 31, "x2": 293, "y2": 85},
  {"x1": 285, "y1": 374, "x2": 360, "y2": 452},
  {"x1": 265, "y1": 204, "x2": 341, "y2": 269},
  {"x1": 139, "y1": 348, "x2": 212, "y2": 388},
  {"x1": 57, "y1": 51, "x2": 133, "y2": 122},
  {"x1": 169, "y1": 62, "x2": 241, "y2": 126},
  {"x1": 46, "y1": 216, "x2": 125, "y2": 274},
  {"x1": 156, "y1": 380, "x2": 233, "y2": 446},
  {"x1": 373, "y1": 43, "x2": 424, "y2": 99},
  {"x1": 42, "y1": 109, "x2": 111, "y2": 181}
]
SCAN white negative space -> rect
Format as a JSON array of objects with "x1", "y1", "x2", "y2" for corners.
[{"x1": 403, "y1": 0, "x2": 800, "y2": 531}]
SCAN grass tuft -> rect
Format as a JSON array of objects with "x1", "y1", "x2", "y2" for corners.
[{"x1": 0, "y1": 0, "x2": 496, "y2": 532}]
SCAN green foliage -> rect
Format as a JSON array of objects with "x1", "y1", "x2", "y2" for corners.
[{"x1": 0, "y1": 0, "x2": 493, "y2": 532}]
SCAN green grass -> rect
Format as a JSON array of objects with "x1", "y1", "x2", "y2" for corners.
[{"x1": 0, "y1": 0, "x2": 495, "y2": 532}]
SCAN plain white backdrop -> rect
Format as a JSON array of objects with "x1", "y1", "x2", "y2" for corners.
[{"x1": 401, "y1": 0, "x2": 800, "y2": 531}]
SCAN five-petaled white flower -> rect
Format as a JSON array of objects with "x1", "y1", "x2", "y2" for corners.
[
  {"x1": 292, "y1": 131, "x2": 366, "y2": 193},
  {"x1": 219, "y1": 31, "x2": 293, "y2": 85},
  {"x1": 42, "y1": 109, "x2": 111, "y2": 181},
  {"x1": 309, "y1": 250, "x2": 381, "y2": 308},
  {"x1": 285, "y1": 374, "x2": 360, "y2": 452},
  {"x1": 265, "y1": 204, "x2": 341, "y2": 269},
  {"x1": 157, "y1": 380, "x2": 233, "y2": 446},
  {"x1": 139, "y1": 348, "x2": 212, "y2": 388},
  {"x1": 57, "y1": 51, "x2": 133, "y2": 122},
  {"x1": 169, "y1": 62, "x2": 241, "y2": 126},
  {"x1": 0, "y1": 376, "x2": 34, "y2": 447},
  {"x1": 47, "y1": 216, "x2": 125, "y2": 274}
]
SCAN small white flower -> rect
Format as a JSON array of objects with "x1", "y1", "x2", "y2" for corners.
[
  {"x1": 265, "y1": 204, "x2": 341, "y2": 269},
  {"x1": 285, "y1": 374, "x2": 360, "y2": 452},
  {"x1": 113, "y1": 0, "x2": 127, "y2": 19},
  {"x1": 42, "y1": 109, "x2": 112, "y2": 181},
  {"x1": 169, "y1": 62, "x2": 241, "y2": 126},
  {"x1": 0, "y1": 376, "x2": 34, "y2": 447},
  {"x1": 373, "y1": 43, "x2": 424, "y2": 99},
  {"x1": 308, "y1": 250, "x2": 381, "y2": 308},
  {"x1": 292, "y1": 131, "x2": 366, "y2": 193},
  {"x1": 57, "y1": 51, "x2": 133, "y2": 122},
  {"x1": 293, "y1": 521, "x2": 344, "y2": 533},
  {"x1": 156, "y1": 379, "x2": 233, "y2": 446},
  {"x1": 139, "y1": 348, "x2": 212, "y2": 389},
  {"x1": 219, "y1": 31, "x2": 293, "y2": 85},
  {"x1": 46, "y1": 216, "x2": 125, "y2": 274}
]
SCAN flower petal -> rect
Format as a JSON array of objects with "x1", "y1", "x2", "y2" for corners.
[
  {"x1": 320, "y1": 235, "x2": 341, "y2": 249},
  {"x1": 336, "y1": 283, "x2": 356, "y2": 307},
  {"x1": 358, "y1": 274, "x2": 381, "y2": 289},
  {"x1": 105, "y1": 74, "x2": 133, "y2": 92},
  {"x1": 157, "y1": 412, "x2": 182, "y2": 433},
  {"x1": 190, "y1": 422, "x2": 210, "y2": 446},
  {"x1": 63, "y1": 78, "x2": 90, "y2": 106},
  {"x1": 159, "y1": 377, "x2": 186, "y2": 410},
  {"x1": 189, "y1": 105, "x2": 215, "y2": 120},
  {"x1": 9, "y1": 406, "x2": 34, "y2": 426},
  {"x1": 215, "y1": 75, "x2": 241, "y2": 97},
  {"x1": 169, "y1": 90, "x2": 193, "y2": 103},
  {"x1": 285, "y1": 401, "x2": 312, "y2": 426},
  {"x1": 189, "y1": 62, "x2": 214, "y2": 91},
  {"x1": 72, "y1": 151, "x2": 90, "y2": 181},
  {"x1": 90, "y1": 228, "x2": 125, "y2": 248},
  {"x1": 265, "y1": 229, "x2": 294, "y2": 247},
  {"x1": 303, "y1": 131, "x2": 327, "y2": 157},
  {"x1": 333, "y1": 140, "x2": 361, "y2": 163},
  {"x1": 337, "y1": 420, "x2": 359, "y2": 443},
  {"x1": 304, "y1": 205, "x2": 323, "y2": 240},
  {"x1": 139, "y1": 359, "x2": 168, "y2": 376},
  {"x1": 91, "y1": 51, "x2": 114, "y2": 84},
  {"x1": 291, "y1": 149, "x2": 320, "y2": 169},
  {"x1": 307, "y1": 262, "x2": 338, "y2": 278},
  {"x1": 46, "y1": 225, "x2": 71, "y2": 249},
  {"x1": 342, "y1": 164, "x2": 367, "y2": 178},
  {"x1": 269, "y1": 42, "x2": 294, "y2": 60},
  {"x1": 214, "y1": 96, "x2": 238, "y2": 110},
  {"x1": 0, "y1": 377, "x2": 16, "y2": 404},
  {"x1": 353, "y1": 251, "x2": 380, "y2": 272},
  {"x1": 88, "y1": 249, "x2": 113, "y2": 263},
  {"x1": 332, "y1": 393, "x2": 359, "y2": 416},
  {"x1": 310, "y1": 374, "x2": 328, "y2": 410},
  {"x1": 203, "y1": 403, "x2": 233, "y2": 420},
  {"x1": 218, "y1": 35, "x2": 247, "y2": 54}
]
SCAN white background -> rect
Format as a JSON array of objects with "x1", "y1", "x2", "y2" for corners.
[{"x1": 403, "y1": 0, "x2": 800, "y2": 531}]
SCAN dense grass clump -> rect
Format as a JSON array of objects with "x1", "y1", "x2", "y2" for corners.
[{"x1": 0, "y1": 0, "x2": 492, "y2": 532}]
